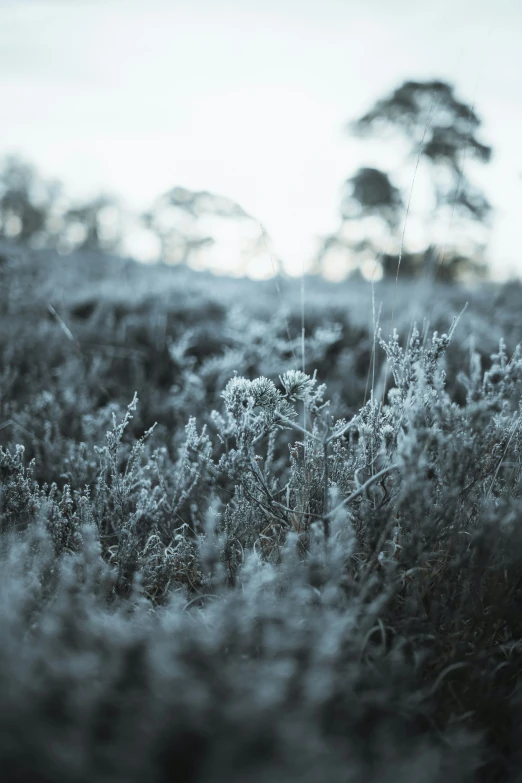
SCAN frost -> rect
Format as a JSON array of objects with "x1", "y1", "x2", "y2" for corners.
[{"x1": 1, "y1": 250, "x2": 521, "y2": 780}]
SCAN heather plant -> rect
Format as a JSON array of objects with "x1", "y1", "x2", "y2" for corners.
[{"x1": 2, "y1": 246, "x2": 522, "y2": 781}]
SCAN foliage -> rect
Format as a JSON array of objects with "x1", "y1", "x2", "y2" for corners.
[
  {"x1": 0, "y1": 154, "x2": 123, "y2": 254},
  {"x1": 318, "y1": 80, "x2": 493, "y2": 282},
  {"x1": 0, "y1": 155, "x2": 62, "y2": 246},
  {"x1": 351, "y1": 79, "x2": 492, "y2": 225},
  {"x1": 1, "y1": 248, "x2": 522, "y2": 780},
  {"x1": 340, "y1": 167, "x2": 404, "y2": 229},
  {"x1": 0, "y1": 156, "x2": 263, "y2": 266}
]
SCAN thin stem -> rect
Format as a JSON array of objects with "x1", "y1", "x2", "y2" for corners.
[
  {"x1": 383, "y1": 89, "x2": 439, "y2": 408},
  {"x1": 325, "y1": 464, "x2": 401, "y2": 521},
  {"x1": 277, "y1": 415, "x2": 323, "y2": 443},
  {"x1": 326, "y1": 416, "x2": 359, "y2": 444},
  {"x1": 323, "y1": 437, "x2": 330, "y2": 538}
]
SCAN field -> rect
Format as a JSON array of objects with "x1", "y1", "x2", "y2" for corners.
[{"x1": 1, "y1": 241, "x2": 522, "y2": 782}]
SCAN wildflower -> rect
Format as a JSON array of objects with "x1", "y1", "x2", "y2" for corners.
[{"x1": 279, "y1": 369, "x2": 316, "y2": 401}]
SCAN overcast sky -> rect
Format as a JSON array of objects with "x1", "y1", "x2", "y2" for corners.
[{"x1": 1, "y1": 0, "x2": 521, "y2": 278}]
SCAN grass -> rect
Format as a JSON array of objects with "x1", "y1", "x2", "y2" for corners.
[{"x1": 1, "y1": 239, "x2": 522, "y2": 781}]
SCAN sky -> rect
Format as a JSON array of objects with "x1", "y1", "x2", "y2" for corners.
[{"x1": 1, "y1": 0, "x2": 521, "y2": 279}]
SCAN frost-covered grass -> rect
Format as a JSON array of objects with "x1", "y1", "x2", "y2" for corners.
[{"x1": 1, "y1": 242, "x2": 522, "y2": 782}]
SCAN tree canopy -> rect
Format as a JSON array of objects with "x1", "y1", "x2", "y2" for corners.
[
  {"x1": 317, "y1": 79, "x2": 494, "y2": 281},
  {"x1": 350, "y1": 79, "x2": 493, "y2": 224}
]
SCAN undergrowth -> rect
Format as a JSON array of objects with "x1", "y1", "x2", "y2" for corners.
[{"x1": 1, "y1": 244, "x2": 522, "y2": 781}]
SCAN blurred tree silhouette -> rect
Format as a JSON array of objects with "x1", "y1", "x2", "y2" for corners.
[
  {"x1": 0, "y1": 155, "x2": 62, "y2": 248},
  {"x1": 0, "y1": 155, "x2": 123, "y2": 255},
  {"x1": 142, "y1": 186, "x2": 257, "y2": 266},
  {"x1": 351, "y1": 79, "x2": 492, "y2": 226},
  {"x1": 60, "y1": 194, "x2": 122, "y2": 254},
  {"x1": 340, "y1": 167, "x2": 403, "y2": 229},
  {"x1": 317, "y1": 80, "x2": 493, "y2": 282},
  {"x1": 0, "y1": 155, "x2": 266, "y2": 271}
]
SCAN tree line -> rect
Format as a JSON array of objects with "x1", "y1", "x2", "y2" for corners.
[{"x1": 0, "y1": 78, "x2": 493, "y2": 282}]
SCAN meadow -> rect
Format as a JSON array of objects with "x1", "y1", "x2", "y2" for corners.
[{"x1": 1, "y1": 240, "x2": 522, "y2": 782}]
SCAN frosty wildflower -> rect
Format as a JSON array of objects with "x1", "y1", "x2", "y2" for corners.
[
  {"x1": 279, "y1": 370, "x2": 316, "y2": 401},
  {"x1": 250, "y1": 377, "x2": 278, "y2": 408},
  {"x1": 222, "y1": 375, "x2": 255, "y2": 418}
]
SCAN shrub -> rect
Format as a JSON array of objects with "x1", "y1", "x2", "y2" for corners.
[{"x1": 1, "y1": 248, "x2": 522, "y2": 780}]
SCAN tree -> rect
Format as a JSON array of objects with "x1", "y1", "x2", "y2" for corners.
[
  {"x1": 351, "y1": 80, "x2": 492, "y2": 228},
  {"x1": 60, "y1": 195, "x2": 122, "y2": 255},
  {"x1": 340, "y1": 167, "x2": 403, "y2": 229},
  {"x1": 0, "y1": 156, "x2": 123, "y2": 256},
  {"x1": 315, "y1": 167, "x2": 404, "y2": 278},
  {"x1": 142, "y1": 186, "x2": 258, "y2": 268},
  {"x1": 0, "y1": 155, "x2": 270, "y2": 272},
  {"x1": 0, "y1": 155, "x2": 62, "y2": 247},
  {"x1": 317, "y1": 80, "x2": 493, "y2": 281}
]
